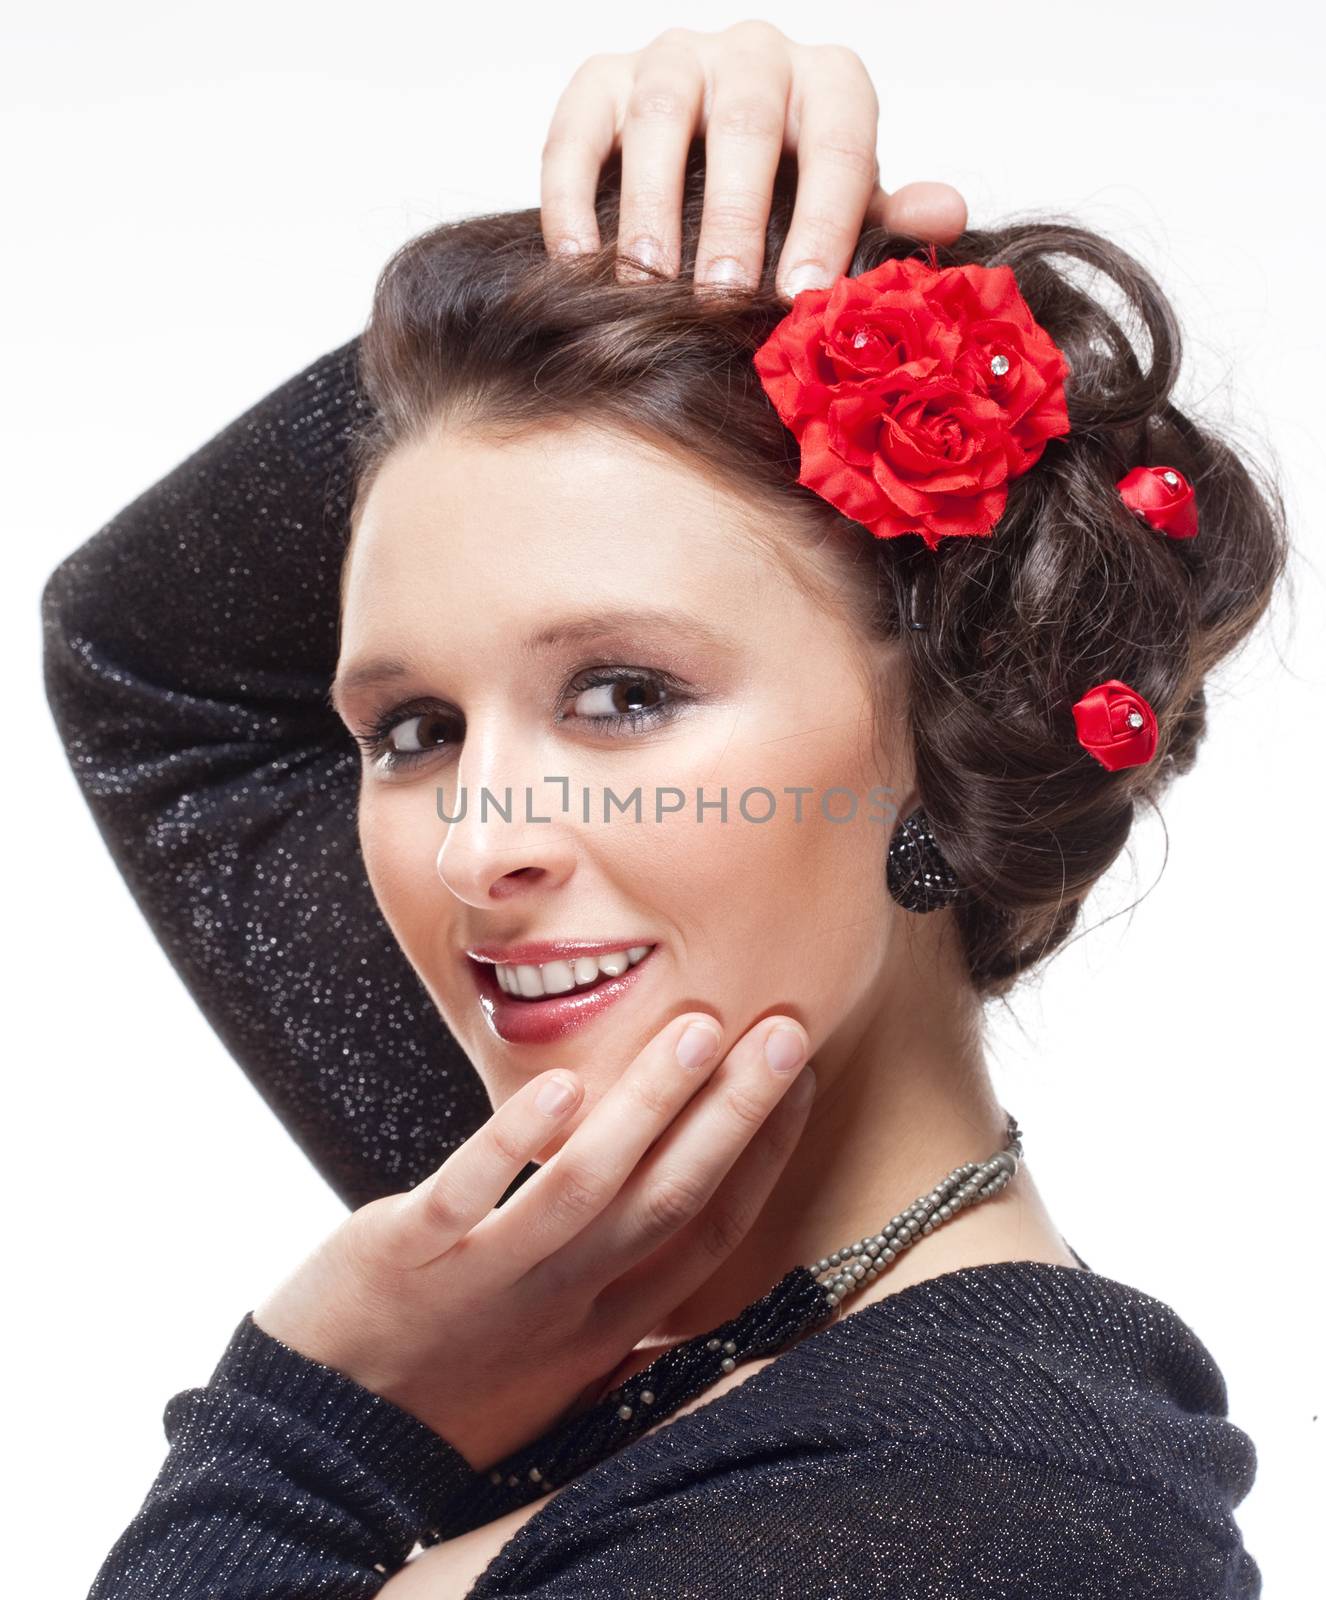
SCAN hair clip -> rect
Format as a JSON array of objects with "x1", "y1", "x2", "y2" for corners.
[
  {"x1": 753, "y1": 245, "x2": 1071, "y2": 551},
  {"x1": 898, "y1": 549, "x2": 935, "y2": 631},
  {"x1": 1071, "y1": 679, "x2": 1157, "y2": 771},
  {"x1": 1116, "y1": 465, "x2": 1198, "y2": 539}
]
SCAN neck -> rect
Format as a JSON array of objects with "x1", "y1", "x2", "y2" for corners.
[{"x1": 638, "y1": 915, "x2": 1028, "y2": 1348}]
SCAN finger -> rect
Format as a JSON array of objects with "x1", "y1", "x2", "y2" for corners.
[
  {"x1": 774, "y1": 44, "x2": 881, "y2": 300},
  {"x1": 480, "y1": 1011, "x2": 729, "y2": 1269},
  {"x1": 381, "y1": 1070, "x2": 584, "y2": 1269},
  {"x1": 540, "y1": 54, "x2": 626, "y2": 258},
  {"x1": 881, "y1": 180, "x2": 968, "y2": 246},
  {"x1": 614, "y1": 41, "x2": 704, "y2": 283},
  {"x1": 691, "y1": 49, "x2": 792, "y2": 292},
  {"x1": 601, "y1": 1061, "x2": 816, "y2": 1337},
  {"x1": 864, "y1": 181, "x2": 890, "y2": 232},
  {"x1": 541, "y1": 1016, "x2": 812, "y2": 1297}
]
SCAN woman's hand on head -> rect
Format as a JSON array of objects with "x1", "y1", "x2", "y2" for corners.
[
  {"x1": 250, "y1": 1011, "x2": 815, "y2": 1473},
  {"x1": 539, "y1": 20, "x2": 968, "y2": 300}
]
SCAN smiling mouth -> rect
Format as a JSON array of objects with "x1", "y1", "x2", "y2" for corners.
[{"x1": 474, "y1": 945, "x2": 656, "y2": 1002}]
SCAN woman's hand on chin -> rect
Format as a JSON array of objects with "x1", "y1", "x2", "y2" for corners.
[
  {"x1": 250, "y1": 1011, "x2": 815, "y2": 1474},
  {"x1": 538, "y1": 19, "x2": 968, "y2": 299}
]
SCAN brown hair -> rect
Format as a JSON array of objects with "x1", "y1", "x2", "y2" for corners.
[{"x1": 345, "y1": 140, "x2": 1289, "y2": 999}]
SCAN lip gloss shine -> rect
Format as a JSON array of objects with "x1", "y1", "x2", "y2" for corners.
[{"x1": 469, "y1": 946, "x2": 659, "y2": 1045}]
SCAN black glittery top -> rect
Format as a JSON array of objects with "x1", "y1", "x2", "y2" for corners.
[{"x1": 43, "y1": 342, "x2": 1262, "y2": 1597}]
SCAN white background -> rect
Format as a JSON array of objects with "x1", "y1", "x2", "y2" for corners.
[{"x1": 7, "y1": 3, "x2": 1322, "y2": 1593}]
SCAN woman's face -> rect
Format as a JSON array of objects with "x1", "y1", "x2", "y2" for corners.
[{"x1": 334, "y1": 420, "x2": 915, "y2": 1158}]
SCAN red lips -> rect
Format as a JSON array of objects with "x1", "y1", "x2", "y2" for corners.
[{"x1": 467, "y1": 945, "x2": 659, "y2": 1046}]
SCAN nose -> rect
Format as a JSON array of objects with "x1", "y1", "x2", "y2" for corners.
[{"x1": 435, "y1": 737, "x2": 579, "y2": 909}]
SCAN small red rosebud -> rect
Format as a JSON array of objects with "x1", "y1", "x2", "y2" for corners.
[
  {"x1": 1116, "y1": 465, "x2": 1198, "y2": 539},
  {"x1": 1071, "y1": 679, "x2": 1158, "y2": 772}
]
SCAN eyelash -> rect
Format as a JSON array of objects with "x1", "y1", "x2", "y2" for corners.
[{"x1": 349, "y1": 668, "x2": 692, "y2": 772}]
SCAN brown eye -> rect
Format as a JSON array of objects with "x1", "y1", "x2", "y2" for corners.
[
  {"x1": 566, "y1": 675, "x2": 665, "y2": 721},
  {"x1": 353, "y1": 701, "x2": 460, "y2": 772},
  {"x1": 386, "y1": 710, "x2": 452, "y2": 754}
]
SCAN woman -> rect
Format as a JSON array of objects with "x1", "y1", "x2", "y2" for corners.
[{"x1": 45, "y1": 25, "x2": 1281, "y2": 1600}]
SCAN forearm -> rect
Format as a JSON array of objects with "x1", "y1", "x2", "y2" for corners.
[
  {"x1": 87, "y1": 1313, "x2": 481, "y2": 1599},
  {"x1": 40, "y1": 339, "x2": 487, "y2": 1210}
]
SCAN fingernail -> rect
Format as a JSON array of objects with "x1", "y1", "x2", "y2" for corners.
[
  {"x1": 625, "y1": 235, "x2": 664, "y2": 271},
  {"x1": 554, "y1": 237, "x2": 586, "y2": 257},
  {"x1": 698, "y1": 256, "x2": 750, "y2": 288},
  {"x1": 782, "y1": 262, "x2": 828, "y2": 298},
  {"x1": 536, "y1": 1075, "x2": 576, "y2": 1115},
  {"x1": 676, "y1": 1021, "x2": 721, "y2": 1072},
  {"x1": 764, "y1": 1025, "x2": 807, "y2": 1075}
]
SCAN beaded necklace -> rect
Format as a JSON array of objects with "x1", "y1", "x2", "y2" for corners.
[{"x1": 421, "y1": 1111, "x2": 1022, "y2": 1542}]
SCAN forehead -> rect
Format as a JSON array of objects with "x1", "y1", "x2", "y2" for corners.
[{"x1": 342, "y1": 420, "x2": 791, "y2": 627}]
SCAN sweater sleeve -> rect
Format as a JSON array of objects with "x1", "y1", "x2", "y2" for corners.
[
  {"x1": 464, "y1": 1434, "x2": 1262, "y2": 1599},
  {"x1": 39, "y1": 339, "x2": 490, "y2": 1212},
  {"x1": 87, "y1": 1313, "x2": 482, "y2": 1600}
]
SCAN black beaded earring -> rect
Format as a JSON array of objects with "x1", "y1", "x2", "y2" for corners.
[{"x1": 887, "y1": 806, "x2": 961, "y2": 913}]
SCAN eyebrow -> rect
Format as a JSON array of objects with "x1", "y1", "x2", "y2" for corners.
[{"x1": 328, "y1": 606, "x2": 730, "y2": 715}]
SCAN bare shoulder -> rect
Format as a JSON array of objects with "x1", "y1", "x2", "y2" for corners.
[{"x1": 377, "y1": 1486, "x2": 575, "y2": 1597}]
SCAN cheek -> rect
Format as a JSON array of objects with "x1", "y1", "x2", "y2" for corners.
[
  {"x1": 654, "y1": 723, "x2": 897, "y2": 1041},
  {"x1": 702, "y1": 802, "x2": 892, "y2": 1034},
  {"x1": 357, "y1": 789, "x2": 443, "y2": 957}
]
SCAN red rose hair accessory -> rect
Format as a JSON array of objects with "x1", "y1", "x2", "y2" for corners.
[
  {"x1": 1071, "y1": 678, "x2": 1158, "y2": 771},
  {"x1": 752, "y1": 246, "x2": 1071, "y2": 550},
  {"x1": 1116, "y1": 464, "x2": 1198, "y2": 539}
]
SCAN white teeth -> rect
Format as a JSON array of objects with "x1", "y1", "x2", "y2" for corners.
[
  {"x1": 514, "y1": 964, "x2": 544, "y2": 998},
  {"x1": 537, "y1": 960, "x2": 577, "y2": 996},
  {"x1": 492, "y1": 945, "x2": 653, "y2": 999}
]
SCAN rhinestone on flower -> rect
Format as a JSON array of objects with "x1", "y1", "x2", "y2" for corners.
[
  {"x1": 1126, "y1": 710, "x2": 1145, "y2": 729},
  {"x1": 1162, "y1": 470, "x2": 1179, "y2": 485},
  {"x1": 989, "y1": 353, "x2": 1010, "y2": 376}
]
